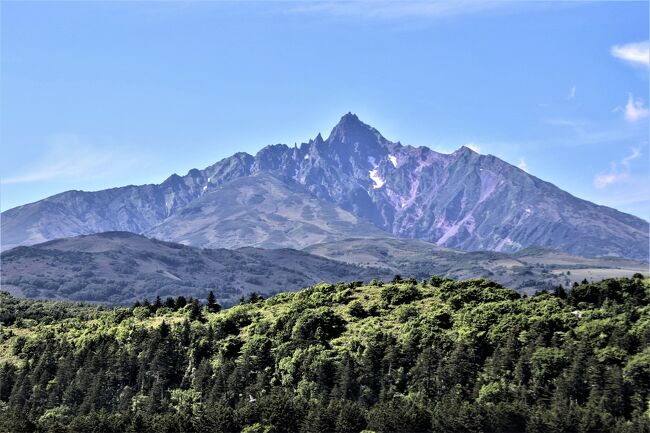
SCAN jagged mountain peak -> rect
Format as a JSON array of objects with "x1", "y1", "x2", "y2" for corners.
[
  {"x1": 456, "y1": 145, "x2": 478, "y2": 155},
  {"x1": 326, "y1": 112, "x2": 388, "y2": 148},
  {"x1": 333, "y1": 112, "x2": 363, "y2": 128}
]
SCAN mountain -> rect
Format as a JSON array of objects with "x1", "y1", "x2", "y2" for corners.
[
  {"x1": 2, "y1": 113, "x2": 648, "y2": 259},
  {"x1": 0, "y1": 232, "x2": 391, "y2": 305},
  {"x1": 304, "y1": 237, "x2": 648, "y2": 293}
]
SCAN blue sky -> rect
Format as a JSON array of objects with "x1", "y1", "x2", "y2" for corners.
[{"x1": 1, "y1": 1, "x2": 648, "y2": 219}]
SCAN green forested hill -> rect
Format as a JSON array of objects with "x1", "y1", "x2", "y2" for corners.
[{"x1": 0, "y1": 276, "x2": 649, "y2": 433}]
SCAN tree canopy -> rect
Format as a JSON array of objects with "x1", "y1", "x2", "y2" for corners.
[{"x1": 0, "y1": 275, "x2": 648, "y2": 432}]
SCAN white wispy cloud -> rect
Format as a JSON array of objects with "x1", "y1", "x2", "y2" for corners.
[
  {"x1": 623, "y1": 94, "x2": 649, "y2": 123},
  {"x1": 286, "y1": 1, "x2": 497, "y2": 20},
  {"x1": 622, "y1": 147, "x2": 642, "y2": 166},
  {"x1": 544, "y1": 118, "x2": 589, "y2": 128},
  {"x1": 593, "y1": 172, "x2": 628, "y2": 189},
  {"x1": 284, "y1": 1, "x2": 566, "y2": 22},
  {"x1": 567, "y1": 85, "x2": 576, "y2": 100},
  {"x1": 592, "y1": 184, "x2": 650, "y2": 208},
  {"x1": 517, "y1": 158, "x2": 528, "y2": 172},
  {"x1": 465, "y1": 142, "x2": 481, "y2": 153},
  {"x1": 611, "y1": 40, "x2": 650, "y2": 68},
  {"x1": 1, "y1": 134, "x2": 141, "y2": 185},
  {"x1": 593, "y1": 147, "x2": 641, "y2": 189}
]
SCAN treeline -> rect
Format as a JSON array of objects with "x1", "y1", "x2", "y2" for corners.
[
  {"x1": 0, "y1": 276, "x2": 648, "y2": 432},
  {"x1": 132, "y1": 290, "x2": 223, "y2": 317}
]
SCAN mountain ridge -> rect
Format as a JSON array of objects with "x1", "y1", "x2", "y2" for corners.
[
  {"x1": 2, "y1": 232, "x2": 646, "y2": 305},
  {"x1": 0, "y1": 231, "x2": 392, "y2": 304},
  {"x1": 2, "y1": 113, "x2": 648, "y2": 259}
]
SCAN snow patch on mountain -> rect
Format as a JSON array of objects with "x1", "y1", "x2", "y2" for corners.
[
  {"x1": 388, "y1": 155, "x2": 397, "y2": 168},
  {"x1": 368, "y1": 169, "x2": 385, "y2": 189}
]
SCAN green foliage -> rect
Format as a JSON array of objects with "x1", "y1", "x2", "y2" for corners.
[
  {"x1": 379, "y1": 284, "x2": 422, "y2": 306},
  {"x1": 291, "y1": 307, "x2": 346, "y2": 344},
  {"x1": 0, "y1": 277, "x2": 648, "y2": 432},
  {"x1": 347, "y1": 300, "x2": 367, "y2": 318}
]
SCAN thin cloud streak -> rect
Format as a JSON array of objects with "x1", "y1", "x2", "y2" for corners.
[
  {"x1": 1, "y1": 134, "x2": 142, "y2": 185},
  {"x1": 593, "y1": 172, "x2": 629, "y2": 189},
  {"x1": 544, "y1": 118, "x2": 589, "y2": 128},
  {"x1": 595, "y1": 188, "x2": 650, "y2": 208},
  {"x1": 287, "y1": 1, "x2": 500, "y2": 20},
  {"x1": 284, "y1": 1, "x2": 566, "y2": 22},
  {"x1": 622, "y1": 147, "x2": 642, "y2": 166},
  {"x1": 593, "y1": 147, "x2": 641, "y2": 189},
  {"x1": 586, "y1": 175, "x2": 650, "y2": 221}
]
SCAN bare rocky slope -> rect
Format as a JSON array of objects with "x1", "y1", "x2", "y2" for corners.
[{"x1": 2, "y1": 113, "x2": 648, "y2": 259}]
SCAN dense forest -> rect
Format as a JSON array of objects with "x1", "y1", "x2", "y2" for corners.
[{"x1": 0, "y1": 275, "x2": 648, "y2": 432}]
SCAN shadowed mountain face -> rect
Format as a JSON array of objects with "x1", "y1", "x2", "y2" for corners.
[
  {"x1": 0, "y1": 232, "x2": 392, "y2": 305},
  {"x1": 3, "y1": 233, "x2": 645, "y2": 304},
  {"x1": 2, "y1": 113, "x2": 648, "y2": 259}
]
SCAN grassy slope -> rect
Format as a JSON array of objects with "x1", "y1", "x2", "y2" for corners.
[{"x1": 304, "y1": 238, "x2": 649, "y2": 293}]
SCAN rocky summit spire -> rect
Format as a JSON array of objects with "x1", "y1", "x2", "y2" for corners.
[
  {"x1": 326, "y1": 112, "x2": 386, "y2": 148},
  {"x1": 331, "y1": 112, "x2": 366, "y2": 134},
  {"x1": 337, "y1": 112, "x2": 362, "y2": 126}
]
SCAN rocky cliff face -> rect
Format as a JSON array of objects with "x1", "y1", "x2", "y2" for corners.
[{"x1": 2, "y1": 113, "x2": 648, "y2": 259}]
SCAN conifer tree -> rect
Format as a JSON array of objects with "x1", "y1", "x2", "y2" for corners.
[{"x1": 206, "y1": 290, "x2": 221, "y2": 313}]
